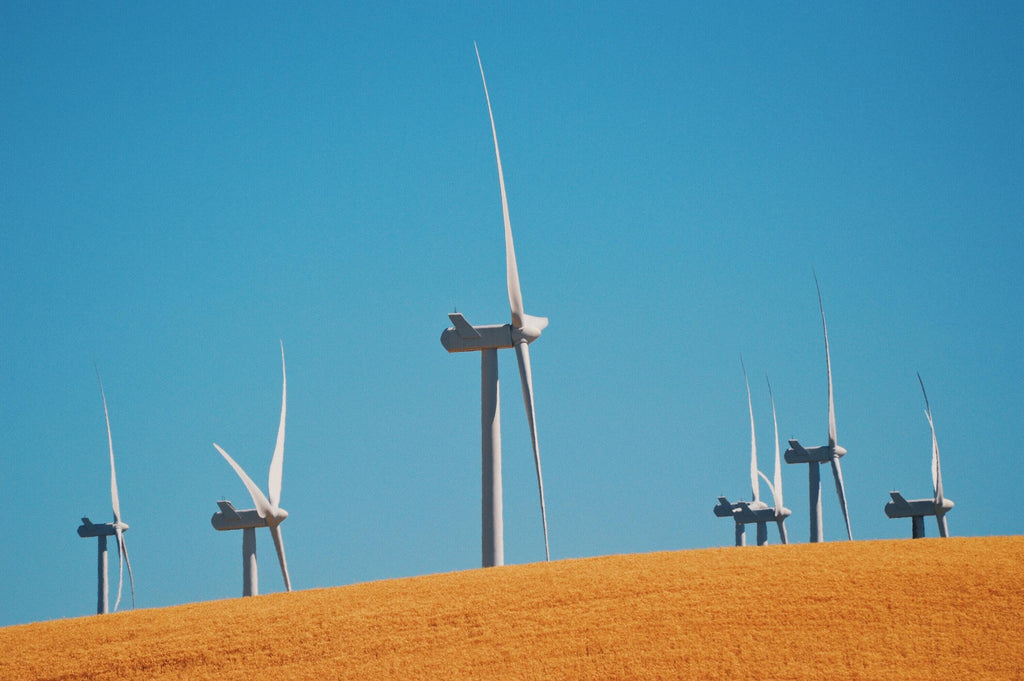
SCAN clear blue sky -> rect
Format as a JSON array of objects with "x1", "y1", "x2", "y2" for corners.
[{"x1": 2, "y1": 3, "x2": 1021, "y2": 626}]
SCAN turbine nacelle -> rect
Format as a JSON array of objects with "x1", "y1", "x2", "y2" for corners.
[
  {"x1": 714, "y1": 496, "x2": 766, "y2": 517},
  {"x1": 77, "y1": 517, "x2": 128, "y2": 538},
  {"x1": 784, "y1": 439, "x2": 847, "y2": 464},
  {"x1": 440, "y1": 312, "x2": 547, "y2": 353},
  {"x1": 884, "y1": 492, "x2": 955, "y2": 519},
  {"x1": 441, "y1": 314, "x2": 514, "y2": 352},
  {"x1": 211, "y1": 500, "x2": 288, "y2": 531},
  {"x1": 714, "y1": 497, "x2": 793, "y2": 524}
]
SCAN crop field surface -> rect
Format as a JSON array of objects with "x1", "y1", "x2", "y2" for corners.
[{"x1": 1, "y1": 536, "x2": 1021, "y2": 680}]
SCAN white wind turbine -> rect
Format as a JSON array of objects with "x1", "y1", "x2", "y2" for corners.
[
  {"x1": 713, "y1": 363, "x2": 790, "y2": 545},
  {"x1": 439, "y1": 43, "x2": 550, "y2": 567},
  {"x1": 77, "y1": 370, "x2": 135, "y2": 615},
  {"x1": 884, "y1": 373, "x2": 955, "y2": 537},
  {"x1": 784, "y1": 274, "x2": 852, "y2": 542},
  {"x1": 211, "y1": 342, "x2": 291, "y2": 596}
]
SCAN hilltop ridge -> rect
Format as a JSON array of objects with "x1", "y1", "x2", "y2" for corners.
[{"x1": 2, "y1": 536, "x2": 1021, "y2": 680}]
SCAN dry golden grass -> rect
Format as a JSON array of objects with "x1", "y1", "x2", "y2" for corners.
[{"x1": 2, "y1": 536, "x2": 1021, "y2": 680}]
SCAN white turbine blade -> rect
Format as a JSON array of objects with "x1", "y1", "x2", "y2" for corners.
[
  {"x1": 119, "y1": 531, "x2": 136, "y2": 609},
  {"x1": 214, "y1": 444, "x2": 275, "y2": 518},
  {"x1": 814, "y1": 272, "x2": 838, "y2": 450},
  {"x1": 268, "y1": 341, "x2": 286, "y2": 509},
  {"x1": 929, "y1": 410, "x2": 943, "y2": 505},
  {"x1": 767, "y1": 375, "x2": 783, "y2": 512},
  {"x1": 112, "y1": 527, "x2": 136, "y2": 611},
  {"x1": 474, "y1": 42, "x2": 525, "y2": 326},
  {"x1": 757, "y1": 470, "x2": 779, "y2": 509},
  {"x1": 937, "y1": 511, "x2": 949, "y2": 538},
  {"x1": 918, "y1": 373, "x2": 944, "y2": 506},
  {"x1": 268, "y1": 524, "x2": 292, "y2": 592},
  {"x1": 829, "y1": 457, "x2": 853, "y2": 540},
  {"x1": 514, "y1": 341, "x2": 550, "y2": 561},
  {"x1": 113, "y1": 525, "x2": 125, "y2": 612},
  {"x1": 96, "y1": 369, "x2": 121, "y2": 524},
  {"x1": 741, "y1": 359, "x2": 758, "y2": 503}
]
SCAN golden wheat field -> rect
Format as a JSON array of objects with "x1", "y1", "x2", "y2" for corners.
[{"x1": 2, "y1": 536, "x2": 1021, "y2": 680}]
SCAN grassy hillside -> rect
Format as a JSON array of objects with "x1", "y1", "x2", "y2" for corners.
[{"x1": 2, "y1": 536, "x2": 1021, "y2": 680}]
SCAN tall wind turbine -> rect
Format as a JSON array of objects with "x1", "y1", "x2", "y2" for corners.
[
  {"x1": 211, "y1": 342, "x2": 292, "y2": 596},
  {"x1": 714, "y1": 363, "x2": 790, "y2": 545},
  {"x1": 77, "y1": 370, "x2": 135, "y2": 615},
  {"x1": 784, "y1": 274, "x2": 852, "y2": 542},
  {"x1": 439, "y1": 43, "x2": 550, "y2": 567},
  {"x1": 884, "y1": 373, "x2": 955, "y2": 537}
]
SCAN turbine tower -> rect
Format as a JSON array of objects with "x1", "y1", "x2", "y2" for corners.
[
  {"x1": 714, "y1": 363, "x2": 790, "y2": 545},
  {"x1": 439, "y1": 44, "x2": 550, "y2": 567},
  {"x1": 211, "y1": 342, "x2": 292, "y2": 596},
  {"x1": 784, "y1": 274, "x2": 852, "y2": 542},
  {"x1": 77, "y1": 370, "x2": 135, "y2": 615},
  {"x1": 884, "y1": 373, "x2": 955, "y2": 537}
]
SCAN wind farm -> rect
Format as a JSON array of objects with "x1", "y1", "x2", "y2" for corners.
[{"x1": 3, "y1": 12, "x2": 1022, "y2": 679}]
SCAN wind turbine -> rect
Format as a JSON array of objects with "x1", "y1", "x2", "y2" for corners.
[
  {"x1": 211, "y1": 342, "x2": 292, "y2": 596},
  {"x1": 439, "y1": 43, "x2": 550, "y2": 567},
  {"x1": 713, "y1": 363, "x2": 790, "y2": 545},
  {"x1": 884, "y1": 373, "x2": 955, "y2": 537},
  {"x1": 784, "y1": 274, "x2": 853, "y2": 542},
  {"x1": 77, "y1": 370, "x2": 135, "y2": 615}
]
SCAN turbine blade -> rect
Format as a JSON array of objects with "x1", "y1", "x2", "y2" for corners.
[
  {"x1": 474, "y1": 42, "x2": 525, "y2": 326},
  {"x1": 120, "y1": 532, "x2": 136, "y2": 609},
  {"x1": 814, "y1": 272, "x2": 838, "y2": 450},
  {"x1": 214, "y1": 444, "x2": 275, "y2": 519},
  {"x1": 514, "y1": 341, "x2": 550, "y2": 561},
  {"x1": 113, "y1": 525, "x2": 125, "y2": 612},
  {"x1": 930, "y1": 412, "x2": 943, "y2": 505},
  {"x1": 767, "y1": 375, "x2": 783, "y2": 512},
  {"x1": 95, "y1": 369, "x2": 121, "y2": 524},
  {"x1": 829, "y1": 456, "x2": 853, "y2": 540},
  {"x1": 741, "y1": 359, "x2": 758, "y2": 503},
  {"x1": 269, "y1": 524, "x2": 292, "y2": 592},
  {"x1": 918, "y1": 373, "x2": 944, "y2": 506},
  {"x1": 757, "y1": 470, "x2": 779, "y2": 509},
  {"x1": 113, "y1": 527, "x2": 135, "y2": 611},
  {"x1": 268, "y1": 341, "x2": 286, "y2": 509}
]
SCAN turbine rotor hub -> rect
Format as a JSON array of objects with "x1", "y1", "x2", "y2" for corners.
[{"x1": 512, "y1": 325, "x2": 543, "y2": 344}]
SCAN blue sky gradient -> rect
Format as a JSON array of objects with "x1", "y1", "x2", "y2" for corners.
[{"x1": 2, "y1": 3, "x2": 1021, "y2": 626}]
